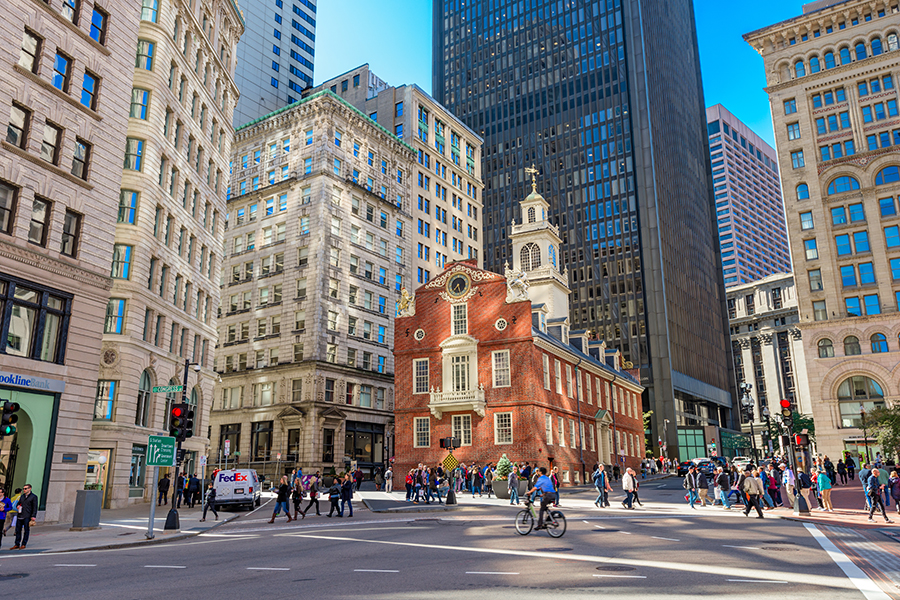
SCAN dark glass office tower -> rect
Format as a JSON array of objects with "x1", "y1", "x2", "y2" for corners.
[{"x1": 433, "y1": 0, "x2": 737, "y2": 457}]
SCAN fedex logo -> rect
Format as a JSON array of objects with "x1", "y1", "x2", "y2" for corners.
[{"x1": 218, "y1": 472, "x2": 248, "y2": 483}]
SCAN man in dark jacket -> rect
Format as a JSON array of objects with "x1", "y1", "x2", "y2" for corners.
[
  {"x1": 340, "y1": 474, "x2": 354, "y2": 517},
  {"x1": 11, "y1": 483, "x2": 38, "y2": 550},
  {"x1": 158, "y1": 473, "x2": 170, "y2": 506},
  {"x1": 715, "y1": 467, "x2": 732, "y2": 510},
  {"x1": 187, "y1": 474, "x2": 201, "y2": 508},
  {"x1": 175, "y1": 474, "x2": 185, "y2": 508},
  {"x1": 684, "y1": 466, "x2": 700, "y2": 509}
]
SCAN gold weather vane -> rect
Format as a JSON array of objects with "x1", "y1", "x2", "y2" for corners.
[{"x1": 525, "y1": 164, "x2": 539, "y2": 194}]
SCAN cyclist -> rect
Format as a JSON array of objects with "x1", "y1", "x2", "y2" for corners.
[{"x1": 525, "y1": 467, "x2": 556, "y2": 530}]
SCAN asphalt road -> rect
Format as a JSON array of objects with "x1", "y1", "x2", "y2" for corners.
[{"x1": 0, "y1": 478, "x2": 894, "y2": 599}]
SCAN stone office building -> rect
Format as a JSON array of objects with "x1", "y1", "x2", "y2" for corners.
[
  {"x1": 90, "y1": 0, "x2": 244, "y2": 508},
  {"x1": 210, "y1": 90, "x2": 415, "y2": 480},
  {"x1": 0, "y1": 0, "x2": 138, "y2": 521},
  {"x1": 745, "y1": 0, "x2": 900, "y2": 461}
]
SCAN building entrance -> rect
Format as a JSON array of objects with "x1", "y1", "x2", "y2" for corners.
[{"x1": 0, "y1": 387, "x2": 57, "y2": 509}]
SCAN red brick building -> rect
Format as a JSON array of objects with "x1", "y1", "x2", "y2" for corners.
[{"x1": 393, "y1": 185, "x2": 645, "y2": 487}]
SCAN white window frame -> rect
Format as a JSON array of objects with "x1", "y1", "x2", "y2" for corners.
[
  {"x1": 494, "y1": 412, "x2": 512, "y2": 445},
  {"x1": 413, "y1": 358, "x2": 429, "y2": 394},
  {"x1": 542, "y1": 354, "x2": 550, "y2": 390},
  {"x1": 545, "y1": 413, "x2": 552, "y2": 444},
  {"x1": 585, "y1": 375, "x2": 592, "y2": 405},
  {"x1": 414, "y1": 416, "x2": 430, "y2": 447},
  {"x1": 566, "y1": 365, "x2": 573, "y2": 397},
  {"x1": 558, "y1": 416, "x2": 565, "y2": 447},
  {"x1": 492, "y1": 350, "x2": 511, "y2": 387},
  {"x1": 589, "y1": 424, "x2": 595, "y2": 451},
  {"x1": 554, "y1": 359, "x2": 562, "y2": 394},
  {"x1": 569, "y1": 419, "x2": 576, "y2": 448},
  {"x1": 596, "y1": 377, "x2": 602, "y2": 406},
  {"x1": 452, "y1": 302, "x2": 467, "y2": 335},
  {"x1": 452, "y1": 414, "x2": 472, "y2": 446},
  {"x1": 563, "y1": 470, "x2": 570, "y2": 483}
]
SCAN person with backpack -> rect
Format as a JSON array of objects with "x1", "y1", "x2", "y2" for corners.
[
  {"x1": 326, "y1": 477, "x2": 342, "y2": 517},
  {"x1": 846, "y1": 455, "x2": 857, "y2": 481},
  {"x1": 837, "y1": 460, "x2": 848, "y2": 485},
  {"x1": 303, "y1": 474, "x2": 321, "y2": 516},
  {"x1": 593, "y1": 464, "x2": 612, "y2": 508},
  {"x1": 291, "y1": 477, "x2": 306, "y2": 520},
  {"x1": 199, "y1": 482, "x2": 219, "y2": 522},
  {"x1": 340, "y1": 473, "x2": 354, "y2": 517},
  {"x1": 715, "y1": 467, "x2": 732, "y2": 510}
]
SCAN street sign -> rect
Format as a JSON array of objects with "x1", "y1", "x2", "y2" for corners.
[
  {"x1": 224, "y1": 439, "x2": 231, "y2": 456},
  {"x1": 199, "y1": 455, "x2": 207, "y2": 466},
  {"x1": 147, "y1": 435, "x2": 176, "y2": 467},
  {"x1": 152, "y1": 385, "x2": 183, "y2": 394},
  {"x1": 442, "y1": 453, "x2": 459, "y2": 472},
  {"x1": 276, "y1": 453, "x2": 282, "y2": 461}
]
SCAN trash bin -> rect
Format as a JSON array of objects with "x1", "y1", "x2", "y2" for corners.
[{"x1": 71, "y1": 489, "x2": 102, "y2": 530}]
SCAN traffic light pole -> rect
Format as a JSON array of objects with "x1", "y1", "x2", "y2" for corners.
[{"x1": 164, "y1": 359, "x2": 191, "y2": 531}]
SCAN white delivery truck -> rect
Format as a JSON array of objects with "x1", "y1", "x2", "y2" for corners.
[{"x1": 213, "y1": 469, "x2": 261, "y2": 511}]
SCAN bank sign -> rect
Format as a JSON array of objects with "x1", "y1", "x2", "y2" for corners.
[{"x1": 0, "y1": 371, "x2": 66, "y2": 393}]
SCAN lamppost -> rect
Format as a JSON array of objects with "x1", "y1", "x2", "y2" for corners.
[
  {"x1": 860, "y1": 405, "x2": 871, "y2": 464},
  {"x1": 761, "y1": 406, "x2": 772, "y2": 455},
  {"x1": 739, "y1": 382, "x2": 758, "y2": 460},
  {"x1": 663, "y1": 418, "x2": 670, "y2": 465}
]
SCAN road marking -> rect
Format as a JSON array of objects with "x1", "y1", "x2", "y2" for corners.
[
  {"x1": 727, "y1": 579, "x2": 787, "y2": 584},
  {"x1": 804, "y1": 523, "x2": 891, "y2": 600},
  {"x1": 723, "y1": 545, "x2": 761, "y2": 550},
  {"x1": 354, "y1": 569, "x2": 399, "y2": 573},
  {"x1": 54, "y1": 564, "x2": 96, "y2": 567},
  {"x1": 593, "y1": 574, "x2": 647, "y2": 579},
  {"x1": 621, "y1": 531, "x2": 632, "y2": 534},
  {"x1": 144, "y1": 565, "x2": 187, "y2": 569},
  {"x1": 466, "y1": 571, "x2": 519, "y2": 575},
  {"x1": 594, "y1": 525, "x2": 606, "y2": 529},
  {"x1": 247, "y1": 567, "x2": 290, "y2": 571},
  {"x1": 583, "y1": 520, "x2": 591, "y2": 524},
  {"x1": 652, "y1": 536, "x2": 680, "y2": 542}
]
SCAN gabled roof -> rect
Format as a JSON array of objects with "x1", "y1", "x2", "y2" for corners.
[{"x1": 532, "y1": 327, "x2": 640, "y2": 386}]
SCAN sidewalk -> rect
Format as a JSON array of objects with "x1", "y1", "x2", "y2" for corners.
[
  {"x1": 0, "y1": 496, "x2": 267, "y2": 556},
  {"x1": 777, "y1": 482, "x2": 900, "y2": 529}
]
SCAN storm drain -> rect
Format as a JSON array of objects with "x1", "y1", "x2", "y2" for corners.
[
  {"x1": 0, "y1": 574, "x2": 28, "y2": 580},
  {"x1": 596, "y1": 566, "x2": 636, "y2": 572},
  {"x1": 760, "y1": 546, "x2": 800, "y2": 552},
  {"x1": 535, "y1": 547, "x2": 573, "y2": 552}
]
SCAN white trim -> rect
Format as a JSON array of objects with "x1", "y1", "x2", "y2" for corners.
[
  {"x1": 494, "y1": 411, "x2": 513, "y2": 445},
  {"x1": 492, "y1": 350, "x2": 511, "y2": 388},
  {"x1": 413, "y1": 416, "x2": 430, "y2": 448},
  {"x1": 413, "y1": 358, "x2": 430, "y2": 394},
  {"x1": 452, "y1": 414, "x2": 472, "y2": 446}
]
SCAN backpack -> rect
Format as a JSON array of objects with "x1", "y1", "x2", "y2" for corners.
[{"x1": 799, "y1": 472, "x2": 811, "y2": 489}]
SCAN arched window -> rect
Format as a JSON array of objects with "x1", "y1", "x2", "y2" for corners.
[
  {"x1": 844, "y1": 336, "x2": 861, "y2": 355},
  {"x1": 871, "y1": 333, "x2": 889, "y2": 353},
  {"x1": 189, "y1": 385, "x2": 200, "y2": 433},
  {"x1": 549, "y1": 245, "x2": 557, "y2": 268},
  {"x1": 794, "y1": 60, "x2": 806, "y2": 77},
  {"x1": 839, "y1": 46, "x2": 852, "y2": 64},
  {"x1": 838, "y1": 375, "x2": 885, "y2": 428},
  {"x1": 818, "y1": 338, "x2": 834, "y2": 358},
  {"x1": 875, "y1": 166, "x2": 900, "y2": 185},
  {"x1": 135, "y1": 370, "x2": 152, "y2": 427},
  {"x1": 797, "y1": 183, "x2": 810, "y2": 200},
  {"x1": 855, "y1": 42, "x2": 868, "y2": 60},
  {"x1": 520, "y1": 243, "x2": 541, "y2": 271},
  {"x1": 827, "y1": 176, "x2": 860, "y2": 195},
  {"x1": 871, "y1": 37, "x2": 883, "y2": 56},
  {"x1": 527, "y1": 206, "x2": 536, "y2": 223},
  {"x1": 824, "y1": 51, "x2": 836, "y2": 69},
  {"x1": 809, "y1": 56, "x2": 821, "y2": 73},
  {"x1": 889, "y1": 33, "x2": 899, "y2": 52}
]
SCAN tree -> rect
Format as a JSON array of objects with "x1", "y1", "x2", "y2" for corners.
[
  {"x1": 867, "y1": 406, "x2": 900, "y2": 461},
  {"x1": 494, "y1": 453, "x2": 514, "y2": 479}
]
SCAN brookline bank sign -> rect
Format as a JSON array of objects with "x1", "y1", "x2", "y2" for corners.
[{"x1": 0, "y1": 371, "x2": 66, "y2": 393}]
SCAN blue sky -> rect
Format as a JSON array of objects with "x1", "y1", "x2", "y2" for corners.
[{"x1": 314, "y1": 1, "x2": 809, "y2": 148}]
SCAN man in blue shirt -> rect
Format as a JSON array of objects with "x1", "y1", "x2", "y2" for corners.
[{"x1": 526, "y1": 467, "x2": 557, "y2": 529}]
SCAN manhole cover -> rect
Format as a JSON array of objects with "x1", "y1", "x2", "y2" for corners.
[
  {"x1": 0, "y1": 574, "x2": 28, "y2": 580},
  {"x1": 596, "y1": 566, "x2": 635, "y2": 572},
  {"x1": 535, "y1": 547, "x2": 573, "y2": 552},
  {"x1": 760, "y1": 546, "x2": 800, "y2": 552}
]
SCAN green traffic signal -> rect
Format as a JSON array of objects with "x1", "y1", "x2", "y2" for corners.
[{"x1": 0, "y1": 401, "x2": 19, "y2": 437}]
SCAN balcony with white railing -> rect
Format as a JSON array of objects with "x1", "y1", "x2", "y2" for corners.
[{"x1": 428, "y1": 385, "x2": 486, "y2": 419}]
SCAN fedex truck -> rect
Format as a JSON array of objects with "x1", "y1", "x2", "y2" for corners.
[{"x1": 213, "y1": 469, "x2": 261, "y2": 511}]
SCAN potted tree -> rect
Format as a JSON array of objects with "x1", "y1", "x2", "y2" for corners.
[{"x1": 492, "y1": 454, "x2": 514, "y2": 499}]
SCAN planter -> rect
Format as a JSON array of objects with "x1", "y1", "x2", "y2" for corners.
[
  {"x1": 72, "y1": 489, "x2": 102, "y2": 530},
  {"x1": 492, "y1": 479, "x2": 529, "y2": 499}
]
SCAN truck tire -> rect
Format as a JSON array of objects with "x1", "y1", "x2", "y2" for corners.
[{"x1": 255, "y1": 497, "x2": 261, "y2": 507}]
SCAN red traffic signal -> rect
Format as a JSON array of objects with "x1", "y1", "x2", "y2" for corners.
[
  {"x1": 171, "y1": 406, "x2": 184, "y2": 418},
  {"x1": 779, "y1": 399, "x2": 791, "y2": 409}
]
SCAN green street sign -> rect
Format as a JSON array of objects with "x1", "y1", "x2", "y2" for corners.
[
  {"x1": 152, "y1": 385, "x2": 183, "y2": 394},
  {"x1": 148, "y1": 435, "x2": 176, "y2": 467}
]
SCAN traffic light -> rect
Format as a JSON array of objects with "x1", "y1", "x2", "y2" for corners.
[
  {"x1": 183, "y1": 406, "x2": 195, "y2": 440},
  {"x1": 780, "y1": 398, "x2": 794, "y2": 432},
  {"x1": 0, "y1": 402, "x2": 19, "y2": 436},
  {"x1": 795, "y1": 433, "x2": 810, "y2": 447},
  {"x1": 171, "y1": 403, "x2": 195, "y2": 442}
]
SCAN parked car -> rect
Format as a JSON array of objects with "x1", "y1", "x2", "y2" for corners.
[
  {"x1": 677, "y1": 461, "x2": 693, "y2": 476},
  {"x1": 732, "y1": 456, "x2": 752, "y2": 471},
  {"x1": 695, "y1": 460, "x2": 716, "y2": 476}
]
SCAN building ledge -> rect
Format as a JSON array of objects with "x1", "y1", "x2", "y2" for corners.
[{"x1": 428, "y1": 386, "x2": 486, "y2": 419}]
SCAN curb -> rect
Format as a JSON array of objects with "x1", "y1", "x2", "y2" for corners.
[{"x1": 22, "y1": 514, "x2": 242, "y2": 555}]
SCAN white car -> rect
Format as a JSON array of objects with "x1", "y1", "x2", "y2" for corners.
[{"x1": 732, "y1": 456, "x2": 752, "y2": 470}]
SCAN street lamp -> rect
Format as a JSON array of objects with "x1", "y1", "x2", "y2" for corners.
[
  {"x1": 739, "y1": 382, "x2": 758, "y2": 460},
  {"x1": 761, "y1": 406, "x2": 772, "y2": 455},
  {"x1": 859, "y1": 405, "x2": 871, "y2": 464}
]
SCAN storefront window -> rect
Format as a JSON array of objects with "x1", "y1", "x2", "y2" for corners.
[
  {"x1": 322, "y1": 428, "x2": 334, "y2": 463},
  {"x1": 838, "y1": 375, "x2": 885, "y2": 428},
  {"x1": 130, "y1": 444, "x2": 147, "y2": 488},
  {"x1": 251, "y1": 421, "x2": 272, "y2": 460},
  {"x1": 344, "y1": 421, "x2": 384, "y2": 473},
  {"x1": 0, "y1": 277, "x2": 71, "y2": 364},
  {"x1": 287, "y1": 428, "x2": 300, "y2": 461}
]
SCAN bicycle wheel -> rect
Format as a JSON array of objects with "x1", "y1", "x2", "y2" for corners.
[
  {"x1": 546, "y1": 510, "x2": 566, "y2": 538},
  {"x1": 515, "y1": 509, "x2": 534, "y2": 535}
]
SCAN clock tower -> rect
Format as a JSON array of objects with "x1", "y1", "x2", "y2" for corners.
[{"x1": 510, "y1": 166, "x2": 570, "y2": 321}]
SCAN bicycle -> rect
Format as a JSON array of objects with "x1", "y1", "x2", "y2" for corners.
[{"x1": 515, "y1": 494, "x2": 566, "y2": 537}]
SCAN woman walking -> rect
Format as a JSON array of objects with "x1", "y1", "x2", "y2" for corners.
[
  {"x1": 304, "y1": 475, "x2": 321, "y2": 516},
  {"x1": 327, "y1": 477, "x2": 342, "y2": 517},
  {"x1": 199, "y1": 482, "x2": 219, "y2": 522},
  {"x1": 837, "y1": 460, "x2": 848, "y2": 485},
  {"x1": 818, "y1": 468, "x2": 834, "y2": 512},
  {"x1": 550, "y1": 467, "x2": 561, "y2": 507},
  {"x1": 340, "y1": 473, "x2": 354, "y2": 517},
  {"x1": 291, "y1": 477, "x2": 306, "y2": 520},
  {"x1": 268, "y1": 476, "x2": 293, "y2": 524},
  {"x1": 889, "y1": 470, "x2": 900, "y2": 514}
]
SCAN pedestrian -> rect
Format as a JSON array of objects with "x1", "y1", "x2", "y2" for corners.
[
  {"x1": 290, "y1": 469, "x2": 297, "y2": 486},
  {"x1": 797, "y1": 468, "x2": 814, "y2": 509},
  {"x1": 593, "y1": 464, "x2": 612, "y2": 508},
  {"x1": 697, "y1": 469, "x2": 710, "y2": 507},
  {"x1": 413, "y1": 467, "x2": 424, "y2": 503},
  {"x1": 742, "y1": 470, "x2": 765, "y2": 518},
  {"x1": 781, "y1": 463, "x2": 796, "y2": 506},
  {"x1": 158, "y1": 473, "x2": 170, "y2": 506},
  {"x1": 4, "y1": 488, "x2": 20, "y2": 538},
  {"x1": 405, "y1": 469, "x2": 414, "y2": 501},
  {"x1": 199, "y1": 482, "x2": 219, "y2": 522},
  {"x1": 11, "y1": 483, "x2": 37, "y2": 550},
  {"x1": 484, "y1": 466, "x2": 494, "y2": 498},
  {"x1": 374, "y1": 468, "x2": 384, "y2": 492},
  {"x1": 878, "y1": 467, "x2": 892, "y2": 508},
  {"x1": 268, "y1": 476, "x2": 293, "y2": 523},
  {"x1": 509, "y1": 467, "x2": 520, "y2": 505},
  {"x1": 860, "y1": 463, "x2": 873, "y2": 510},
  {"x1": 0, "y1": 488, "x2": 12, "y2": 548},
  {"x1": 471, "y1": 465, "x2": 482, "y2": 498},
  {"x1": 385, "y1": 467, "x2": 393, "y2": 493},
  {"x1": 188, "y1": 473, "x2": 201, "y2": 508},
  {"x1": 612, "y1": 464, "x2": 621, "y2": 482},
  {"x1": 824, "y1": 456, "x2": 836, "y2": 487},
  {"x1": 326, "y1": 477, "x2": 342, "y2": 517},
  {"x1": 340, "y1": 473, "x2": 354, "y2": 517},
  {"x1": 837, "y1": 460, "x2": 847, "y2": 485},
  {"x1": 715, "y1": 467, "x2": 732, "y2": 510},
  {"x1": 846, "y1": 455, "x2": 857, "y2": 481},
  {"x1": 889, "y1": 471, "x2": 900, "y2": 514},
  {"x1": 765, "y1": 464, "x2": 783, "y2": 507},
  {"x1": 304, "y1": 474, "x2": 321, "y2": 516},
  {"x1": 291, "y1": 477, "x2": 306, "y2": 520},
  {"x1": 868, "y1": 468, "x2": 894, "y2": 523},
  {"x1": 683, "y1": 465, "x2": 700, "y2": 509},
  {"x1": 817, "y1": 468, "x2": 834, "y2": 512},
  {"x1": 622, "y1": 467, "x2": 637, "y2": 509},
  {"x1": 175, "y1": 473, "x2": 185, "y2": 508},
  {"x1": 354, "y1": 468, "x2": 364, "y2": 491},
  {"x1": 550, "y1": 467, "x2": 561, "y2": 507}
]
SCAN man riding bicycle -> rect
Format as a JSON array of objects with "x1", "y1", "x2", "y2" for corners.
[{"x1": 526, "y1": 467, "x2": 556, "y2": 530}]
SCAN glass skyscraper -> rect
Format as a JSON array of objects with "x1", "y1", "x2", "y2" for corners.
[{"x1": 433, "y1": 0, "x2": 736, "y2": 455}]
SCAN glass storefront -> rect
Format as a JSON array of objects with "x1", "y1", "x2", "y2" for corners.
[
  {"x1": 344, "y1": 421, "x2": 384, "y2": 477},
  {"x1": 0, "y1": 387, "x2": 57, "y2": 509},
  {"x1": 676, "y1": 427, "x2": 706, "y2": 461}
]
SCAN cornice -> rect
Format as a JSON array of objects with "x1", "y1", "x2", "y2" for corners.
[
  {"x1": 0, "y1": 238, "x2": 113, "y2": 290},
  {"x1": 764, "y1": 50, "x2": 900, "y2": 94}
]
